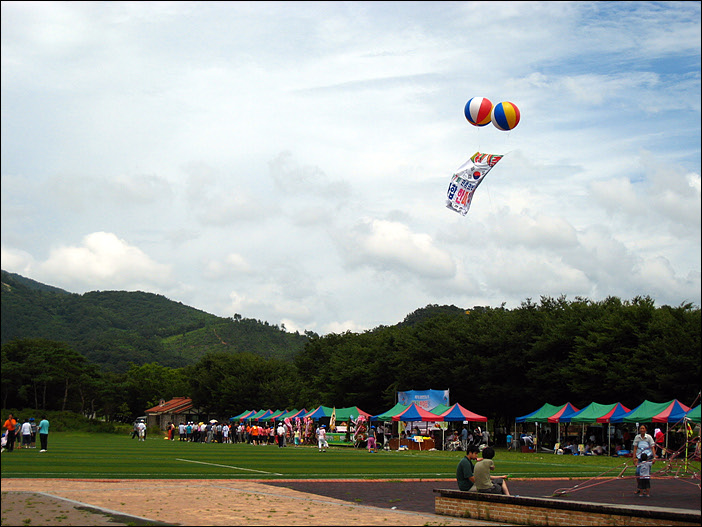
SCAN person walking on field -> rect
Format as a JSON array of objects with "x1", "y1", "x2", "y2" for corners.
[
  {"x1": 137, "y1": 420, "x2": 147, "y2": 441},
  {"x1": 367, "y1": 426, "x2": 377, "y2": 453},
  {"x1": 317, "y1": 424, "x2": 328, "y2": 452},
  {"x1": 38, "y1": 416, "x2": 50, "y2": 452}
]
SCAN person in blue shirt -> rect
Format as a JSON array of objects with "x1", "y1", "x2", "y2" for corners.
[{"x1": 38, "y1": 416, "x2": 50, "y2": 452}]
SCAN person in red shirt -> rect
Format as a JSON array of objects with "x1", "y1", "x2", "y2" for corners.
[
  {"x1": 3, "y1": 413, "x2": 17, "y2": 452},
  {"x1": 654, "y1": 428, "x2": 665, "y2": 459}
]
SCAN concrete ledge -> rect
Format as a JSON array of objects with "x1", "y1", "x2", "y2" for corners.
[{"x1": 434, "y1": 488, "x2": 701, "y2": 526}]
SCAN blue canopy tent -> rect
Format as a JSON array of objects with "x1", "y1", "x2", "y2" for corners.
[
  {"x1": 440, "y1": 403, "x2": 487, "y2": 422},
  {"x1": 303, "y1": 406, "x2": 334, "y2": 420},
  {"x1": 595, "y1": 403, "x2": 631, "y2": 423},
  {"x1": 257, "y1": 409, "x2": 275, "y2": 422}
]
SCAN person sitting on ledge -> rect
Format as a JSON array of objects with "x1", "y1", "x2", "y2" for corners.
[{"x1": 473, "y1": 447, "x2": 511, "y2": 495}]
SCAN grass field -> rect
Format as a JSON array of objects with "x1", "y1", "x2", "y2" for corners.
[{"x1": 0, "y1": 432, "x2": 640, "y2": 481}]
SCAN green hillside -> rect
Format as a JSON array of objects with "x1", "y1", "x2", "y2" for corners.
[{"x1": 1, "y1": 270, "x2": 309, "y2": 372}]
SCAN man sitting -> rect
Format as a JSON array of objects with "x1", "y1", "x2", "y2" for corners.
[{"x1": 456, "y1": 445, "x2": 481, "y2": 491}]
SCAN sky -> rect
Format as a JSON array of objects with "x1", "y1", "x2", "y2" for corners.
[{"x1": 2, "y1": 1, "x2": 700, "y2": 335}]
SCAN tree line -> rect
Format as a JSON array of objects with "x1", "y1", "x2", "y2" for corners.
[{"x1": 2, "y1": 295, "x2": 699, "y2": 424}]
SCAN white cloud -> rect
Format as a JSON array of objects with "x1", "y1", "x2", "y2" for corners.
[
  {"x1": 1, "y1": 2, "x2": 699, "y2": 333},
  {"x1": 343, "y1": 218, "x2": 456, "y2": 279},
  {"x1": 35, "y1": 232, "x2": 172, "y2": 292}
]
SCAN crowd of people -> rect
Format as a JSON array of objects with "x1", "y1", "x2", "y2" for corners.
[
  {"x1": 152, "y1": 419, "x2": 341, "y2": 448},
  {"x1": 2, "y1": 413, "x2": 50, "y2": 453}
]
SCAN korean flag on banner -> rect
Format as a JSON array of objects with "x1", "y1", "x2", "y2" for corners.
[{"x1": 446, "y1": 152, "x2": 503, "y2": 216}]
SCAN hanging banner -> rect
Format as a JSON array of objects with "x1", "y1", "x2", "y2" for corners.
[
  {"x1": 446, "y1": 151, "x2": 503, "y2": 215},
  {"x1": 397, "y1": 389, "x2": 450, "y2": 410}
]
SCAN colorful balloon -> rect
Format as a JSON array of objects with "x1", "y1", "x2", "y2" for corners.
[
  {"x1": 464, "y1": 97, "x2": 493, "y2": 127},
  {"x1": 491, "y1": 101, "x2": 520, "y2": 131}
]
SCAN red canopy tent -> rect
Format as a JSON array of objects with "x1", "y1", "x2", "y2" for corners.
[
  {"x1": 439, "y1": 403, "x2": 487, "y2": 422},
  {"x1": 595, "y1": 403, "x2": 631, "y2": 423},
  {"x1": 391, "y1": 402, "x2": 442, "y2": 422},
  {"x1": 391, "y1": 403, "x2": 442, "y2": 450},
  {"x1": 546, "y1": 403, "x2": 580, "y2": 423}
]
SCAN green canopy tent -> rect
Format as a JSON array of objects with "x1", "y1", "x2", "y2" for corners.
[
  {"x1": 687, "y1": 405, "x2": 700, "y2": 424},
  {"x1": 248, "y1": 409, "x2": 268, "y2": 421},
  {"x1": 230, "y1": 409, "x2": 255, "y2": 421},
  {"x1": 333, "y1": 406, "x2": 372, "y2": 422},
  {"x1": 516, "y1": 403, "x2": 564, "y2": 422},
  {"x1": 568, "y1": 402, "x2": 626, "y2": 453},
  {"x1": 372, "y1": 403, "x2": 409, "y2": 421},
  {"x1": 276, "y1": 409, "x2": 299, "y2": 420},
  {"x1": 371, "y1": 403, "x2": 409, "y2": 438},
  {"x1": 618, "y1": 399, "x2": 692, "y2": 459},
  {"x1": 516, "y1": 403, "x2": 577, "y2": 449},
  {"x1": 619, "y1": 399, "x2": 688, "y2": 424}
]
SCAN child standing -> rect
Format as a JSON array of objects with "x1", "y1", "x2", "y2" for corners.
[{"x1": 635, "y1": 452, "x2": 654, "y2": 496}]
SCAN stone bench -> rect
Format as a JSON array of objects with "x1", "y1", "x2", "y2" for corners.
[{"x1": 434, "y1": 488, "x2": 701, "y2": 526}]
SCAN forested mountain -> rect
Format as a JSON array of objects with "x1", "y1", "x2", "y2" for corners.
[
  {"x1": 1, "y1": 270, "x2": 309, "y2": 371},
  {"x1": 2, "y1": 270, "x2": 699, "y2": 425}
]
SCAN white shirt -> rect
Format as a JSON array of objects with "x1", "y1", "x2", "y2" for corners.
[{"x1": 21, "y1": 422, "x2": 32, "y2": 435}]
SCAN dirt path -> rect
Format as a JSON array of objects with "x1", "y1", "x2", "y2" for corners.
[{"x1": 0, "y1": 479, "x2": 496, "y2": 526}]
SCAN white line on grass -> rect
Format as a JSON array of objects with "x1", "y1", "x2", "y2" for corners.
[{"x1": 176, "y1": 458, "x2": 282, "y2": 475}]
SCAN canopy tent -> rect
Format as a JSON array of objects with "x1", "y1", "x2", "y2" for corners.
[
  {"x1": 391, "y1": 403, "x2": 443, "y2": 422},
  {"x1": 268, "y1": 409, "x2": 287, "y2": 421},
  {"x1": 568, "y1": 402, "x2": 629, "y2": 423},
  {"x1": 651, "y1": 400, "x2": 692, "y2": 423},
  {"x1": 248, "y1": 409, "x2": 269, "y2": 421},
  {"x1": 257, "y1": 409, "x2": 276, "y2": 421},
  {"x1": 516, "y1": 402, "x2": 579, "y2": 450},
  {"x1": 618, "y1": 399, "x2": 691, "y2": 423},
  {"x1": 303, "y1": 405, "x2": 334, "y2": 419},
  {"x1": 230, "y1": 410, "x2": 255, "y2": 421},
  {"x1": 546, "y1": 403, "x2": 580, "y2": 423},
  {"x1": 333, "y1": 406, "x2": 372, "y2": 422},
  {"x1": 391, "y1": 402, "x2": 443, "y2": 441},
  {"x1": 429, "y1": 403, "x2": 452, "y2": 416},
  {"x1": 439, "y1": 403, "x2": 487, "y2": 422},
  {"x1": 555, "y1": 402, "x2": 626, "y2": 451},
  {"x1": 372, "y1": 403, "x2": 409, "y2": 421},
  {"x1": 277, "y1": 409, "x2": 306, "y2": 420},
  {"x1": 595, "y1": 403, "x2": 631, "y2": 423},
  {"x1": 686, "y1": 405, "x2": 700, "y2": 423},
  {"x1": 516, "y1": 403, "x2": 568, "y2": 423}
]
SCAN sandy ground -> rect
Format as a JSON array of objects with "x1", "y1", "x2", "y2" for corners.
[{"x1": 0, "y1": 479, "x2": 499, "y2": 526}]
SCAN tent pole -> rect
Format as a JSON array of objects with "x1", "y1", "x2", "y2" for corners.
[
  {"x1": 683, "y1": 419, "x2": 688, "y2": 472},
  {"x1": 665, "y1": 423, "x2": 669, "y2": 459}
]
